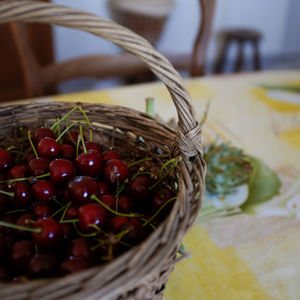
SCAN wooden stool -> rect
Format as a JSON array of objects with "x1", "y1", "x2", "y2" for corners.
[{"x1": 214, "y1": 28, "x2": 262, "y2": 73}]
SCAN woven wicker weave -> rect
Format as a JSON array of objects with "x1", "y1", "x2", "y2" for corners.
[{"x1": 0, "y1": 1, "x2": 206, "y2": 300}]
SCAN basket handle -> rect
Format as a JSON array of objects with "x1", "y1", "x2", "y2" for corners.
[{"x1": 0, "y1": 0, "x2": 202, "y2": 159}]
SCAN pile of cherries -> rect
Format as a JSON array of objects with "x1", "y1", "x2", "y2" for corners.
[{"x1": 0, "y1": 107, "x2": 177, "y2": 282}]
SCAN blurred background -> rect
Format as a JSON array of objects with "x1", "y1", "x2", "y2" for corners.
[{"x1": 1, "y1": 0, "x2": 300, "y2": 99}]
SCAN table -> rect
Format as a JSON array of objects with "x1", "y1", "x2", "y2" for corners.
[{"x1": 8, "y1": 70, "x2": 300, "y2": 299}]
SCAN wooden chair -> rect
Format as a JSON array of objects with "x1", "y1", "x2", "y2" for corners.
[{"x1": 0, "y1": 0, "x2": 216, "y2": 101}]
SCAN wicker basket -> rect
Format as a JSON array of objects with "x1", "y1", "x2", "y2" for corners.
[
  {"x1": 0, "y1": 1, "x2": 206, "y2": 300},
  {"x1": 108, "y1": 0, "x2": 174, "y2": 45}
]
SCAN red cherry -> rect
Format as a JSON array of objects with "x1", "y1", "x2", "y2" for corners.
[
  {"x1": 0, "y1": 215, "x2": 17, "y2": 236},
  {"x1": 61, "y1": 144, "x2": 76, "y2": 161},
  {"x1": 64, "y1": 129, "x2": 86, "y2": 145},
  {"x1": 32, "y1": 180, "x2": 55, "y2": 202},
  {"x1": 103, "y1": 151, "x2": 120, "y2": 163},
  {"x1": 34, "y1": 127, "x2": 56, "y2": 144},
  {"x1": 33, "y1": 217, "x2": 63, "y2": 248},
  {"x1": 65, "y1": 204, "x2": 79, "y2": 220},
  {"x1": 68, "y1": 176, "x2": 98, "y2": 205},
  {"x1": 78, "y1": 203, "x2": 108, "y2": 233},
  {"x1": 33, "y1": 203, "x2": 53, "y2": 218},
  {"x1": 27, "y1": 253, "x2": 58, "y2": 278},
  {"x1": 37, "y1": 137, "x2": 61, "y2": 160},
  {"x1": 49, "y1": 159, "x2": 77, "y2": 186},
  {"x1": 151, "y1": 188, "x2": 172, "y2": 211},
  {"x1": 12, "y1": 212, "x2": 36, "y2": 239},
  {"x1": 100, "y1": 194, "x2": 116, "y2": 212},
  {"x1": 8, "y1": 164, "x2": 29, "y2": 179},
  {"x1": 97, "y1": 180, "x2": 110, "y2": 195},
  {"x1": 59, "y1": 257, "x2": 91, "y2": 275},
  {"x1": 110, "y1": 216, "x2": 128, "y2": 233},
  {"x1": 61, "y1": 223, "x2": 74, "y2": 241},
  {"x1": 29, "y1": 157, "x2": 49, "y2": 176},
  {"x1": 11, "y1": 181, "x2": 33, "y2": 209},
  {"x1": 127, "y1": 175, "x2": 153, "y2": 203},
  {"x1": 11, "y1": 240, "x2": 34, "y2": 270},
  {"x1": 118, "y1": 195, "x2": 134, "y2": 214},
  {"x1": 75, "y1": 150, "x2": 103, "y2": 177},
  {"x1": 120, "y1": 219, "x2": 145, "y2": 244},
  {"x1": 68, "y1": 238, "x2": 91, "y2": 260},
  {"x1": 80, "y1": 142, "x2": 102, "y2": 154},
  {"x1": 0, "y1": 150, "x2": 14, "y2": 172},
  {"x1": 104, "y1": 159, "x2": 129, "y2": 184}
]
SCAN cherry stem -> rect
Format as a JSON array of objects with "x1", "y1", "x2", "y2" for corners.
[
  {"x1": 127, "y1": 157, "x2": 152, "y2": 168},
  {"x1": 60, "y1": 219, "x2": 79, "y2": 224},
  {"x1": 60, "y1": 201, "x2": 72, "y2": 221},
  {"x1": 139, "y1": 217, "x2": 157, "y2": 230},
  {"x1": 0, "y1": 172, "x2": 50, "y2": 184},
  {"x1": 0, "y1": 220, "x2": 41, "y2": 233},
  {"x1": 114, "y1": 179, "x2": 128, "y2": 198},
  {"x1": 50, "y1": 106, "x2": 78, "y2": 131},
  {"x1": 55, "y1": 120, "x2": 84, "y2": 142},
  {"x1": 0, "y1": 190, "x2": 14, "y2": 198},
  {"x1": 50, "y1": 201, "x2": 70, "y2": 218},
  {"x1": 91, "y1": 195, "x2": 136, "y2": 218},
  {"x1": 28, "y1": 130, "x2": 38, "y2": 158},
  {"x1": 142, "y1": 196, "x2": 176, "y2": 226},
  {"x1": 146, "y1": 97, "x2": 155, "y2": 116},
  {"x1": 5, "y1": 208, "x2": 27, "y2": 215},
  {"x1": 77, "y1": 106, "x2": 91, "y2": 127},
  {"x1": 79, "y1": 125, "x2": 87, "y2": 154},
  {"x1": 149, "y1": 157, "x2": 181, "y2": 191},
  {"x1": 89, "y1": 129, "x2": 93, "y2": 142},
  {"x1": 73, "y1": 222, "x2": 97, "y2": 238}
]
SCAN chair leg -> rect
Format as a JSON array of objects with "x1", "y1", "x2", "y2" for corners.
[
  {"x1": 253, "y1": 40, "x2": 261, "y2": 70},
  {"x1": 213, "y1": 38, "x2": 229, "y2": 74},
  {"x1": 234, "y1": 40, "x2": 244, "y2": 72}
]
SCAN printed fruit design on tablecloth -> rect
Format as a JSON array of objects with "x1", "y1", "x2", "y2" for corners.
[{"x1": 0, "y1": 105, "x2": 179, "y2": 282}]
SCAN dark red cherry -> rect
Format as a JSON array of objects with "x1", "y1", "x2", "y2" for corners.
[
  {"x1": 0, "y1": 184, "x2": 9, "y2": 214},
  {"x1": 32, "y1": 180, "x2": 55, "y2": 202},
  {"x1": 127, "y1": 175, "x2": 153, "y2": 203},
  {"x1": 78, "y1": 203, "x2": 108, "y2": 233},
  {"x1": 97, "y1": 180, "x2": 110, "y2": 195},
  {"x1": 68, "y1": 176, "x2": 98, "y2": 205},
  {"x1": 80, "y1": 142, "x2": 101, "y2": 154},
  {"x1": 104, "y1": 159, "x2": 129, "y2": 184},
  {"x1": 34, "y1": 127, "x2": 56, "y2": 144},
  {"x1": 59, "y1": 257, "x2": 91, "y2": 275},
  {"x1": 103, "y1": 151, "x2": 120, "y2": 164},
  {"x1": 12, "y1": 181, "x2": 33, "y2": 209},
  {"x1": 11, "y1": 240, "x2": 34, "y2": 270},
  {"x1": 33, "y1": 203, "x2": 53, "y2": 218},
  {"x1": 49, "y1": 159, "x2": 77, "y2": 186},
  {"x1": 33, "y1": 217, "x2": 63, "y2": 248},
  {"x1": 61, "y1": 144, "x2": 76, "y2": 161},
  {"x1": 37, "y1": 137, "x2": 61, "y2": 160},
  {"x1": 29, "y1": 157, "x2": 50, "y2": 176},
  {"x1": 8, "y1": 164, "x2": 29, "y2": 179},
  {"x1": 65, "y1": 204, "x2": 79, "y2": 220},
  {"x1": 0, "y1": 215, "x2": 17, "y2": 236},
  {"x1": 120, "y1": 218, "x2": 145, "y2": 244},
  {"x1": 61, "y1": 223, "x2": 74, "y2": 241},
  {"x1": 64, "y1": 129, "x2": 85, "y2": 145},
  {"x1": 118, "y1": 195, "x2": 134, "y2": 214},
  {"x1": 68, "y1": 238, "x2": 91, "y2": 260},
  {"x1": 75, "y1": 150, "x2": 103, "y2": 177},
  {"x1": 0, "y1": 150, "x2": 14, "y2": 172},
  {"x1": 13, "y1": 212, "x2": 36, "y2": 238},
  {"x1": 27, "y1": 253, "x2": 58, "y2": 278},
  {"x1": 100, "y1": 194, "x2": 116, "y2": 212},
  {"x1": 151, "y1": 188, "x2": 173, "y2": 212},
  {"x1": 110, "y1": 216, "x2": 128, "y2": 233}
]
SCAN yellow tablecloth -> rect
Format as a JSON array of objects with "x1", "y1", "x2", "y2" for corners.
[{"x1": 12, "y1": 70, "x2": 300, "y2": 299}]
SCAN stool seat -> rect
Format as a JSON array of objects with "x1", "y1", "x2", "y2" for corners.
[{"x1": 214, "y1": 28, "x2": 263, "y2": 73}]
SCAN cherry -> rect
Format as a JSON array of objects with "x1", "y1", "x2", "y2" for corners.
[
  {"x1": 68, "y1": 238, "x2": 91, "y2": 260},
  {"x1": 68, "y1": 176, "x2": 98, "y2": 205},
  {"x1": 34, "y1": 127, "x2": 56, "y2": 144},
  {"x1": 33, "y1": 217, "x2": 63, "y2": 248},
  {"x1": 61, "y1": 223, "x2": 74, "y2": 241},
  {"x1": 65, "y1": 204, "x2": 79, "y2": 220},
  {"x1": 11, "y1": 240, "x2": 34, "y2": 270},
  {"x1": 151, "y1": 188, "x2": 172, "y2": 212},
  {"x1": 8, "y1": 164, "x2": 29, "y2": 179},
  {"x1": 80, "y1": 142, "x2": 101, "y2": 154},
  {"x1": 37, "y1": 137, "x2": 61, "y2": 160},
  {"x1": 59, "y1": 257, "x2": 91, "y2": 275},
  {"x1": 13, "y1": 212, "x2": 36, "y2": 239},
  {"x1": 33, "y1": 203, "x2": 53, "y2": 218},
  {"x1": 100, "y1": 195, "x2": 116, "y2": 212},
  {"x1": 120, "y1": 218, "x2": 145, "y2": 244},
  {"x1": 110, "y1": 216, "x2": 128, "y2": 233},
  {"x1": 97, "y1": 180, "x2": 110, "y2": 195},
  {"x1": 61, "y1": 144, "x2": 76, "y2": 161},
  {"x1": 75, "y1": 150, "x2": 103, "y2": 177},
  {"x1": 11, "y1": 181, "x2": 33, "y2": 209},
  {"x1": 32, "y1": 180, "x2": 55, "y2": 202},
  {"x1": 0, "y1": 184, "x2": 9, "y2": 213},
  {"x1": 0, "y1": 215, "x2": 17, "y2": 236},
  {"x1": 49, "y1": 159, "x2": 77, "y2": 186},
  {"x1": 29, "y1": 157, "x2": 49, "y2": 176},
  {"x1": 103, "y1": 151, "x2": 120, "y2": 164},
  {"x1": 0, "y1": 150, "x2": 14, "y2": 172},
  {"x1": 78, "y1": 203, "x2": 108, "y2": 233},
  {"x1": 104, "y1": 159, "x2": 129, "y2": 185},
  {"x1": 27, "y1": 253, "x2": 58, "y2": 278},
  {"x1": 64, "y1": 129, "x2": 85, "y2": 145},
  {"x1": 118, "y1": 195, "x2": 134, "y2": 214},
  {"x1": 127, "y1": 175, "x2": 153, "y2": 204}
]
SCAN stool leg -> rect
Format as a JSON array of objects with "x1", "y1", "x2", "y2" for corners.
[
  {"x1": 253, "y1": 40, "x2": 261, "y2": 70},
  {"x1": 213, "y1": 37, "x2": 229, "y2": 74},
  {"x1": 234, "y1": 40, "x2": 244, "y2": 72}
]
